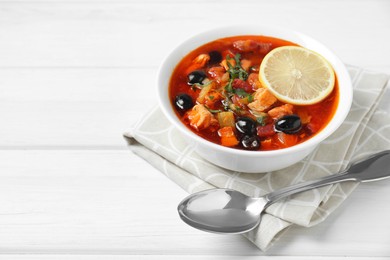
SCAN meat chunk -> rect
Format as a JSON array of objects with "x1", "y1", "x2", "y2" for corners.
[
  {"x1": 232, "y1": 78, "x2": 253, "y2": 93},
  {"x1": 193, "y1": 54, "x2": 210, "y2": 66},
  {"x1": 233, "y1": 40, "x2": 259, "y2": 52},
  {"x1": 185, "y1": 54, "x2": 210, "y2": 74},
  {"x1": 268, "y1": 104, "x2": 294, "y2": 119},
  {"x1": 208, "y1": 66, "x2": 229, "y2": 85},
  {"x1": 247, "y1": 73, "x2": 262, "y2": 89},
  {"x1": 248, "y1": 88, "x2": 277, "y2": 113},
  {"x1": 186, "y1": 104, "x2": 218, "y2": 131}
]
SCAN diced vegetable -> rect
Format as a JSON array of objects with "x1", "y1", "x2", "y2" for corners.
[
  {"x1": 196, "y1": 81, "x2": 215, "y2": 104},
  {"x1": 260, "y1": 138, "x2": 273, "y2": 150},
  {"x1": 218, "y1": 126, "x2": 239, "y2": 147},
  {"x1": 240, "y1": 59, "x2": 252, "y2": 71},
  {"x1": 237, "y1": 96, "x2": 251, "y2": 105},
  {"x1": 277, "y1": 132, "x2": 298, "y2": 147},
  {"x1": 216, "y1": 111, "x2": 235, "y2": 128}
]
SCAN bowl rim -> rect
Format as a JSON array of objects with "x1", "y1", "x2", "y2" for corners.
[{"x1": 157, "y1": 25, "x2": 353, "y2": 157}]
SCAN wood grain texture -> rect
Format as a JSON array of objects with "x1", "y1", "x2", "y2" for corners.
[
  {"x1": 0, "y1": 0, "x2": 389, "y2": 258},
  {"x1": 0, "y1": 150, "x2": 389, "y2": 256},
  {"x1": 0, "y1": 0, "x2": 389, "y2": 69}
]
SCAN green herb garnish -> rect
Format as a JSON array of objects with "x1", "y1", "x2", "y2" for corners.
[
  {"x1": 233, "y1": 88, "x2": 248, "y2": 97},
  {"x1": 224, "y1": 54, "x2": 249, "y2": 94},
  {"x1": 226, "y1": 54, "x2": 249, "y2": 81},
  {"x1": 205, "y1": 106, "x2": 222, "y2": 114}
]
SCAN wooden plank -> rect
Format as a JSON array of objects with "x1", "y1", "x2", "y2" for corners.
[
  {"x1": 0, "y1": 150, "x2": 389, "y2": 256},
  {"x1": 0, "y1": 0, "x2": 389, "y2": 68},
  {"x1": 0, "y1": 68, "x2": 156, "y2": 102},
  {"x1": 0, "y1": 150, "x2": 259, "y2": 255},
  {"x1": 0, "y1": 68, "x2": 156, "y2": 146}
]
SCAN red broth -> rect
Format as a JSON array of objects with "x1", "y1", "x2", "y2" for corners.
[{"x1": 169, "y1": 35, "x2": 339, "y2": 151}]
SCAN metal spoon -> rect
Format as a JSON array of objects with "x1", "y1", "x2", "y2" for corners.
[{"x1": 178, "y1": 150, "x2": 390, "y2": 234}]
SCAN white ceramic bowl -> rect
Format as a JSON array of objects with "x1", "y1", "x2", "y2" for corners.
[{"x1": 157, "y1": 25, "x2": 352, "y2": 173}]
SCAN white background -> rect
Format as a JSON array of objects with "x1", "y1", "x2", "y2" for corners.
[{"x1": 0, "y1": 0, "x2": 389, "y2": 259}]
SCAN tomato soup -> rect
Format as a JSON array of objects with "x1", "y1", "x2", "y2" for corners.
[{"x1": 169, "y1": 35, "x2": 339, "y2": 151}]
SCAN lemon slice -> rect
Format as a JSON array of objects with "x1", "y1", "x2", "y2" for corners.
[{"x1": 259, "y1": 46, "x2": 335, "y2": 105}]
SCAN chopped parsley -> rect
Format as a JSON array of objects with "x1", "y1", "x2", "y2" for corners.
[
  {"x1": 224, "y1": 53, "x2": 249, "y2": 94},
  {"x1": 226, "y1": 54, "x2": 248, "y2": 81}
]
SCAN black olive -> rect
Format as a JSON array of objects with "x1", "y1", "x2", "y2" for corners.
[
  {"x1": 208, "y1": 51, "x2": 222, "y2": 65},
  {"x1": 275, "y1": 114, "x2": 302, "y2": 134},
  {"x1": 187, "y1": 70, "x2": 206, "y2": 85},
  {"x1": 235, "y1": 117, "x2": 257, "y2": 135},
  {"x1": 174, "y1": 93, "x2": 193, "y2": 112},
  {"x1": 240, "y1": 135, "x2": 261, "y2": 150}
]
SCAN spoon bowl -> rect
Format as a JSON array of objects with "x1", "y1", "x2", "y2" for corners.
[
  {"x1": 178, "y1": 189, "x2": 267, "y2": 233},
  {"x1": 178, "y1": 150, "x2": 390, "y2": 234}
]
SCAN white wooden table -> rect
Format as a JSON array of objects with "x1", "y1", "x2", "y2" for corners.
[{"x1": 1, "y1": 0, "x2": 389, "y2": 259}]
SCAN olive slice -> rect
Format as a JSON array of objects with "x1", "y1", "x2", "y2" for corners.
[
  {"x1": 187, "y1": 70, "x2": 206, "y2": 85},
  {"x1": 240, "y1": 135, "x2": 261, "y2": 150},
  {"x1": 235, "y1": 117, "x2": 257, "y2": 135},
  {"x1": 208, "y1": 51, "x2": 222, "y2": 65},
  {"x1": 174, "y1": 93, "x2": 194, "y2": 112},
  {"x1": 275, "y1": 114, "x2": 302, "y2": 134}
]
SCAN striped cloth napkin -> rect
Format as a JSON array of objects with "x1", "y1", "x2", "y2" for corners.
[{"x1": 124, "y1": 66, "x2": 389, "y2": 251}]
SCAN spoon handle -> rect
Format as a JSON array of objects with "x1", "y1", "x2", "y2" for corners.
[{"x1": 264, "y1": 150, "x2": 390, "y2": 204}]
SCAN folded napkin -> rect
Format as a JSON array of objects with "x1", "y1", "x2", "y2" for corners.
[{"x1": 124, "y1": 65, "x2": 389, "y2": 251}]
